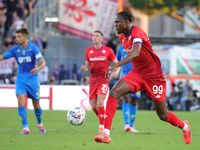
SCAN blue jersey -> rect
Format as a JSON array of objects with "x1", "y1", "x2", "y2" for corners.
[
  {"x1": 116, "y1": 45, "x2": 132, "y2": 77},
  {"x1": 3, "y1": 42, "x2": 43, "y2": 78}
]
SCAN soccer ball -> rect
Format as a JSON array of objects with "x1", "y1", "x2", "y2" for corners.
[{"x1": 67, "y1": 107, "x2": 86, "y2": 126}]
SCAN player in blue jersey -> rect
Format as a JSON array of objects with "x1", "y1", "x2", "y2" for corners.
[
  {"x1": 116, "y1": 45, "x2": 140, "y2": 132},
  {"x1": 0, "y1": 28, "x2": 46, "y2": 134}
]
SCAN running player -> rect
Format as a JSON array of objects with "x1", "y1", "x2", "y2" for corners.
[
  {"x1": 94, "y1": 11, "x2": 191, "y2": 144},
  {"x1": 116, "y1": 45, "x2": 140, "y2": 133},
  {"x1": 0, "y1": 28, "x2": 46, "y2": 134},
  {"x1": 81, "y1": 30, "x2": 119, "y2": 133}
]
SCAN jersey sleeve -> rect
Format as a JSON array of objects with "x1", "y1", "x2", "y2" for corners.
[
  {"x1": 85, "y1": 48, "x2": 89, "y2": 62},
  {"x1": 33, "y1": 45, "x2": 43, "y2": 60},
  {"x1": 2, "y1": 46, "x2": 15, "y2": 59},
  {"x1": 108, "y1": 47, "x2": 116, "y2": 61}
]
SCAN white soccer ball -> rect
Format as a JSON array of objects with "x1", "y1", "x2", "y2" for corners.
[{"x1": 67, "y1": 107, "x2": 86, "y2": 126}]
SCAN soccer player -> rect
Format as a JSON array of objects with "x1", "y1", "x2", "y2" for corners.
[
  {"x1": 116, "y1": 45, "x2": 140, "y2": 133},
  {"x1": 0, "y1": 28, "x2": 46, "y2": 134},
  {"x1": 94, "y1": 11, "x2": 192, "y2": 144},
  {"x1": 81, "y1": 30, "x2": 119, "y2": 133}
]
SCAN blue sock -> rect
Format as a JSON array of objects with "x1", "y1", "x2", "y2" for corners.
[
  {"x1": 34, "y1": 108, "x2": 42, "y2": 125},
  {"x1": 122, "y1": 103, "x2": 130, "y2": 125},
  {"x1": 18, "y1": 106, "x2": 28, "y2": 128},
  {"x1": 129, "y1": 105, "x2": 137, "y2": 127}
]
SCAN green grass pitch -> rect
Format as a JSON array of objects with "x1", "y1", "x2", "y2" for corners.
[{"x1": 0, "y1": 109, "x2": 199, "y2": 150}]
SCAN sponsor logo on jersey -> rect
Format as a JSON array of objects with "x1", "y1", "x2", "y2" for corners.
[
  {"x1": 155, "y1": 95, "x2": 161, "y2": 98},
  {"x1": 18, "y1": 56, "x2": 32, "y2": 64},
  {"x1": 89, "y1": 50, "x2": 93, "y2": 53},
  {"x1": 90, "y1": 56, "x2": 107, "y2": 61},
  {"x1": 102, "y1": 50, "x2": 106, "y2": 54}
]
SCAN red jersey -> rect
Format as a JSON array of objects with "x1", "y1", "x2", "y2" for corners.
[
  {"x1": 119, "y1": 26, "x2": 164, "y2": 80},
  {"x1": 85, "y1": 45, "x2": 116, "y2": 83}
]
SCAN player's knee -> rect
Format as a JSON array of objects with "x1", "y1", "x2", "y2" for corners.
[
  {"x1": 109, "y1": 88, "x2": 120, "y2": 99},
  {"x1": 157, "y1": 113, "x2": 168, "y2": 121}
]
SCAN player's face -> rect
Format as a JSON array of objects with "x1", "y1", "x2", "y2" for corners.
[
  {"x1": 114, "y1": 15, "x2": 126, "y2": 34},
  {"x1": 15, "y1": 33, "x2": 27, "y2": 45},
  {"x1": 92, "y1": 32, "x2": 103, "y2": 45}
]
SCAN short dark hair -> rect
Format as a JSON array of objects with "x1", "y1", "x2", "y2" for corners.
[
  {"x1": 117, "y1": 11, "x2": 135, "y2": 23},
  {"x1": 94, "y1": 30, "x2": 103, "y2": 37},
  {"x1": 16, "y1": 28, "x2": 29, "y2": 35}
]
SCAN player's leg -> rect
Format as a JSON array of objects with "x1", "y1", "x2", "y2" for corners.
[
  {"x1": 28, "y1": 77, "x2": 46, "y2": 134},
  {"x1": 153, "y1": 100, "x2": 192, "y2": 144},
  {"x1": 129, "y1": 94, "x2": 139, "y2": 133},
  {"x1": 121, "y1": 94, "x2": 131, "y2": 131},
  {"x1": 32, "y1": 100, "x2": 46, "y2": 134},
  {"x1": 15, "y1": 78, "x2": 30, "y2": 134},
  {"x1": 89, "y1": 83, "x2": 98, "y2": 116},
  {"x1": 97, "y1": 94, "x2": 106, "y2": 133},
  {"x1": 94, "y1": 80, "x2": 133, "y2": 143},
  {"x1": 17, "y1": 94, "x2": 30, "y2": 134}
]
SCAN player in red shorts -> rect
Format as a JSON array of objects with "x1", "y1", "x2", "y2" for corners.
[
  {"x1": 81, "y1": 30, "x2": 119, "y2": 133},
  {"x1": 94, "y1": 11, "x2": 192, "y2": 144}
]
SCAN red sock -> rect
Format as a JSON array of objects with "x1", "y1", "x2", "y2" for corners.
[
  {"x1": 98, "y1": 106, "x2": 105, "y2": 125},
  {"x1": 104, "y1": 97, "x2": 118, "y2": 130},
  {"x1": 165, "y1": 111, "x2": 184, "y2": 129}
]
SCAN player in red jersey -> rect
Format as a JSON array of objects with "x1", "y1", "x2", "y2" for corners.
[
  {"x1": 81, "y1": 30, "x2": 119, "y2": 133},
  {"x1": 94, "y1": 11, "x2": 192, "y2": 144}
]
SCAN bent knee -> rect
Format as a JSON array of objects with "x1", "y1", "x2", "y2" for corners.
[
  {"x1": 109, "y1": 89, "x2": 121, "y2": 99},
  {"x1": 157, "y1": 113, "x2": 168, "y2": 121}
]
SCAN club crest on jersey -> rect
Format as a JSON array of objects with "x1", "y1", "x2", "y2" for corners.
[
  {"x1": 89, "y1": 50, "x2": 93, "y2": 53},
  {"x1": 102, "y1": 50, "x2": 106, "y2": 54},
  {"x1": 18, "y1": 56, "x2": 32, "y2": 64},
  {"x1": 27, "y1": 48, "x2": 32, "y2": 51}
]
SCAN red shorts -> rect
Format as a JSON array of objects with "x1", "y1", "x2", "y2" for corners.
[
  {"x1": 120, "y1": 71, "x2": 166, "y2": 101},
  {"x1": 89, "y1": 81, "x2": 109, "y2": 100}
]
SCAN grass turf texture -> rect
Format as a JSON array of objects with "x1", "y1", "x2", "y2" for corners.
[{"x1": 0, "y1": 109, "x2": 199, "y2": 150}]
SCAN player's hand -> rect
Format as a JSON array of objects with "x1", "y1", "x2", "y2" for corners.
[
  {"x1": 111, "y1": 71, "x2": 118, "y2": 79},
  {"x1": 81, "y1": 64, "x2": 89, "y2": 72},
  {"x1": 30, "y1": 65, "x2": 39, "y2": 74},
  {"x1": 105, "y1": 64, "x2": 118, "y2": 78}
]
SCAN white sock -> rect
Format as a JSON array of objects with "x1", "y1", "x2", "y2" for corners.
[
  {"x1": 23, "y1": 127, "x2": 29, "y2": 130},
  {"x1": 182, "y1": 123, "x2": 188, "y2": 131},
  {"x1": 38, "y1": 123, "x2": 43, "y2": 126},
  {"x1": 104, "y1": 128, "x2": 110, "y2": 135},
  {"x1": 99, "y1": 125, "x2": 104, "y2": 128}
]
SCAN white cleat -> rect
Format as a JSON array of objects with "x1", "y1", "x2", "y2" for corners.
[
  {"x1": 130, "y1": 127, "x2": 139, "y2": 133},
  {"x1": 124, "y1": 124, "x2": 131, "y2": 132}
]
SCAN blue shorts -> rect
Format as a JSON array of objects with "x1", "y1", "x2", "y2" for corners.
[
  {"x1": 15, "y1": 76, "x2": 40, "y2": 100},
  {"x1": 129, "y1": 91, "x2": 141, "y2": 98}
]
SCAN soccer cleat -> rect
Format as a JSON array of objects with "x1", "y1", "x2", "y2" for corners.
[
  {"x1": 18, "y1": 129, "x2": 30, "y2": 134},
  {"x1": 130, "y1": 127, "x2": 139, "y2": 133},
  {"x1": 182, "y1": 120, "x2": 192, "y2": 144},
  {"x1": 98, "y1": 127, "x2": 104, "y2": 133},
  {"x1": 124, "y1": 124, "x2": 131, "y2": 132},
  {"x1": 94, "y1": 132, "x2": 112, "y2": 144},
  {"x1": 37, "y1": 125, "x2": 46, "y2": 134}
]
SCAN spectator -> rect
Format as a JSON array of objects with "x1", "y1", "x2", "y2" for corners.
[
  {"x1": 51, "y1": 61, "x2": 60, "y2": 84},
  {"x1": 59, "y1": 64, "x2": 66, "y2": 83},
  {"x1": 30, "y1": 34, "x2": 43, "y2": 50},
  {"x1": 172, "y1": 76, "x2": 193, "y2": 111},
  {"x1": 47, "y1": 75, "x2": 55, "y2": 85},
  {"x1": 38, "y1": 65, "x2": 49, "y2": 85},
  {"x1": 41, "y1": 36, "x2": 47, "y2": 49},
  {"x1": 81, "y1": 75, "x2": 89, "y2": 85},
  {"x1": 72, "y1": 63, "x2": 77, "y2": 80},
  {"x1": 66, "y1": 64, "x2": 71, "y2": 79},
  {"x1": 0, "y1": 9, "x2": 6, "y2": 26}
]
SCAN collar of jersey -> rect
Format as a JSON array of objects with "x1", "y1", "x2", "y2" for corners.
[
  {"x1": 125, "y1": 26, "x2": 134, "y2": 39},
  {"x1": 93, "y1": 45, "x2": 103, "y2": 50}
]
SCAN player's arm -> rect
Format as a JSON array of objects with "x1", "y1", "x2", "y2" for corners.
[
  {"x1": 81, "y1": 61, "x2": 90, "y2": 72},
  {"x1": 30, "y1": 58, "x2": 46, "y2": 74},
  {"x1": 105, "y1": 42, "x2": 142, "y2": 78},
  {"x1": 0, "y1": 55, "x2": 5, "y2": 61}
]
